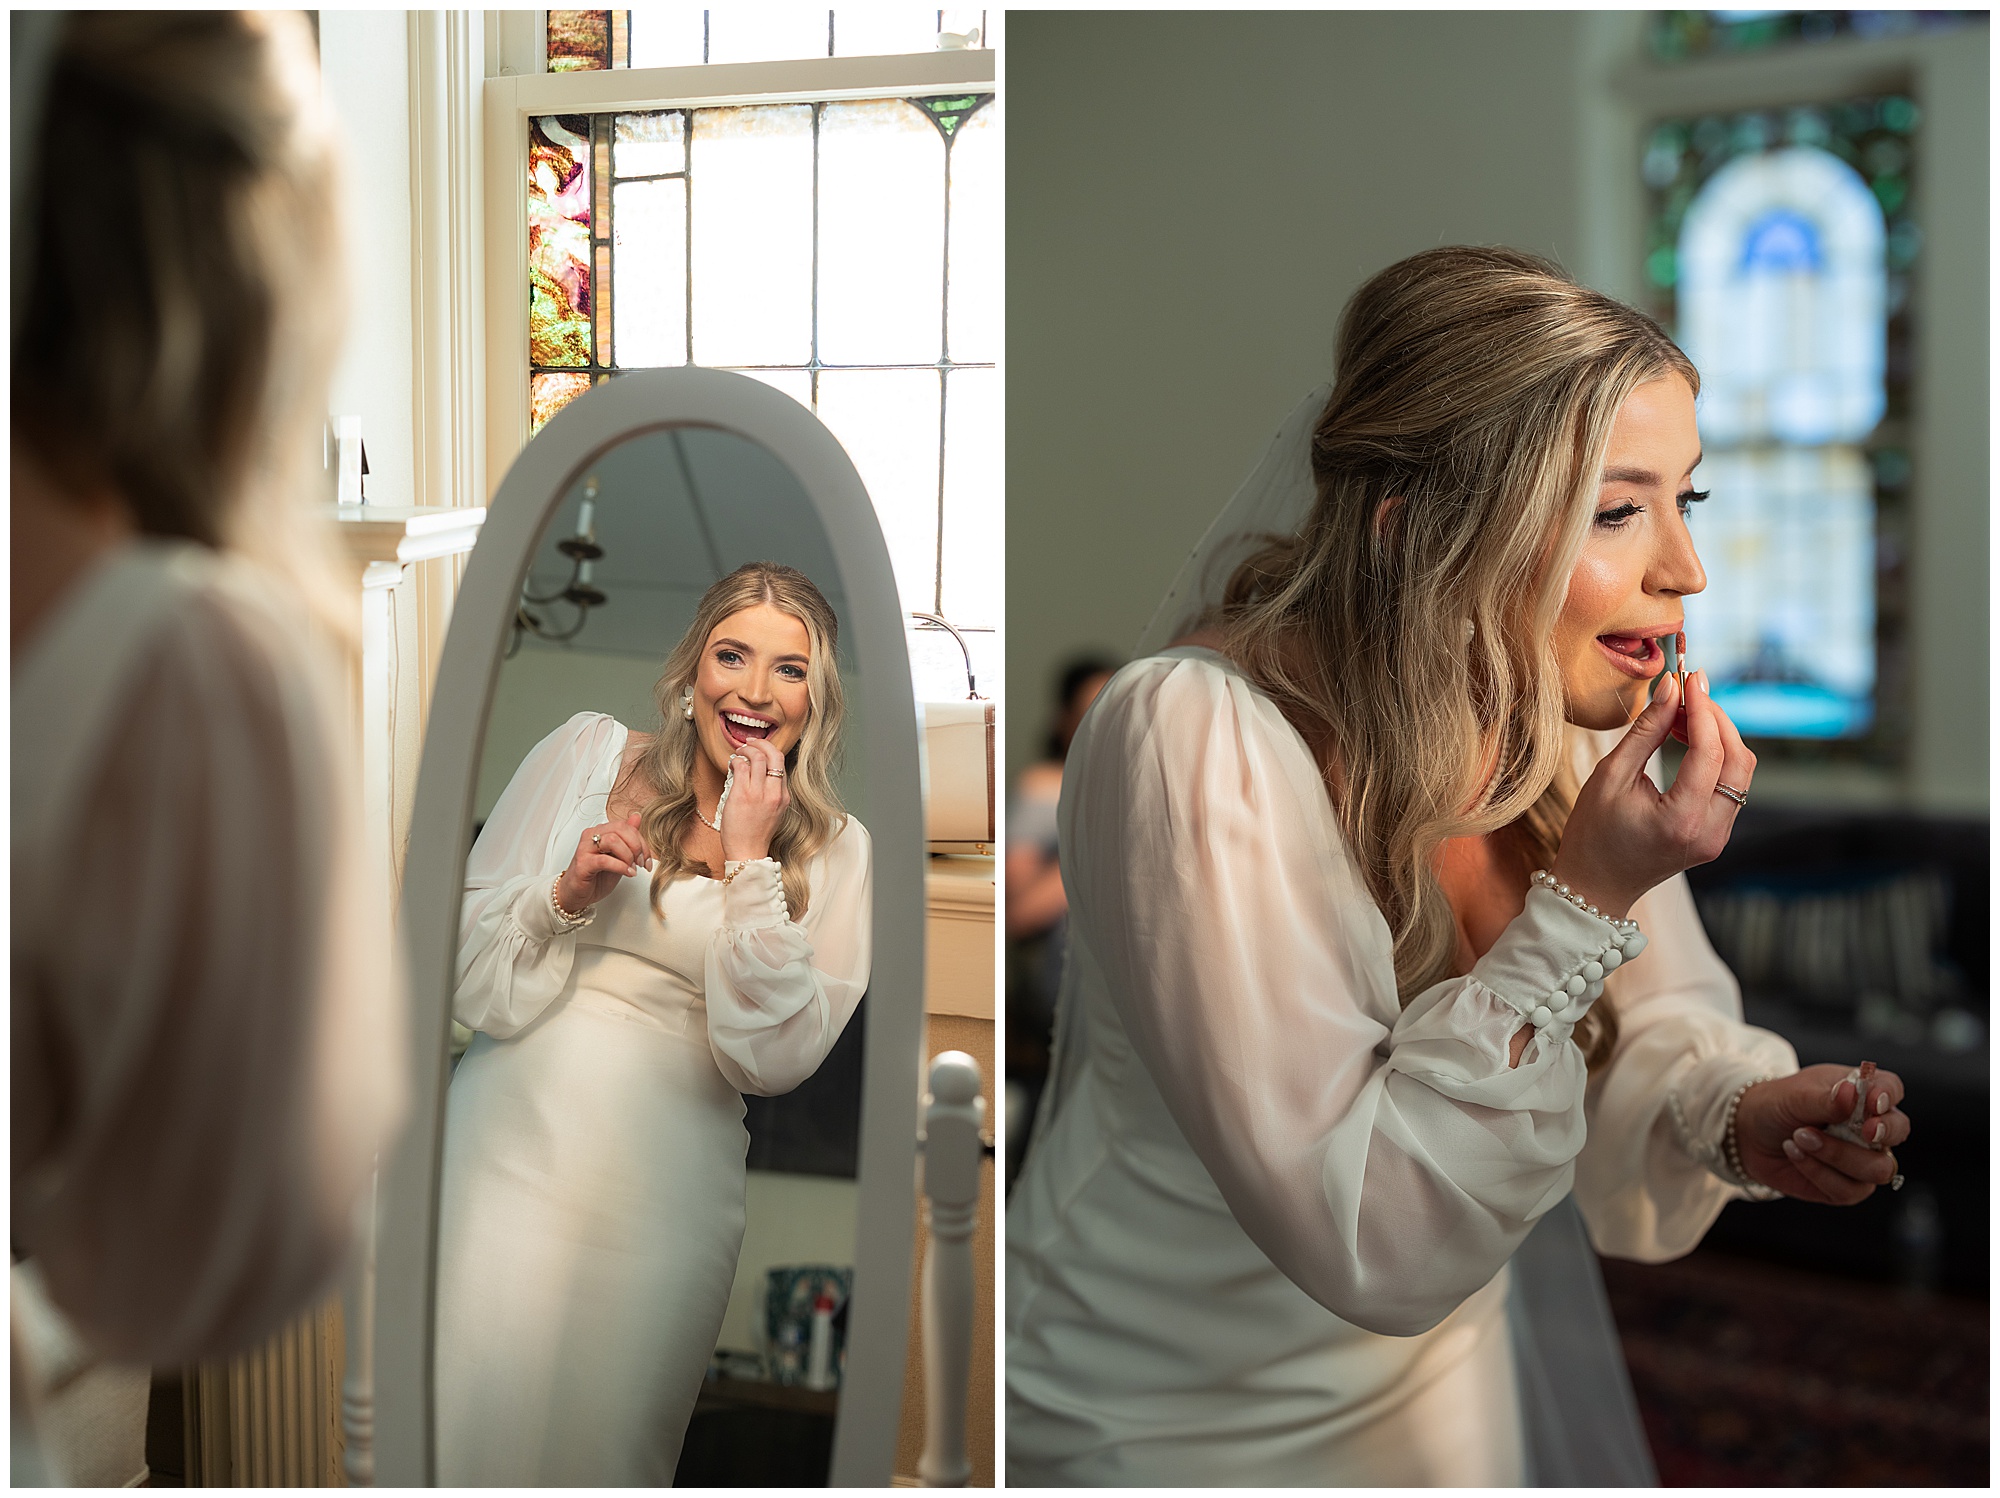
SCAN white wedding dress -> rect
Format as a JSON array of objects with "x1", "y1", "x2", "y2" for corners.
[
  {"x1": 434, "y1": 712, "x2": 871, "y2": 1486},
  {"x1": 1004, "y1": 391, "x2": 1799, "y2": 1486}
]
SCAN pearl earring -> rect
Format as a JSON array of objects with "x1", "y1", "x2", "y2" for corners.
[{"x1": 681, "y1": 689, "x2": 694, "y2": 720}]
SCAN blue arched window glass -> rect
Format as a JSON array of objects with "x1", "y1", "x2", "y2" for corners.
[{"x1": 1644, "y1": 99, "x2": 1916, "y2": 745}]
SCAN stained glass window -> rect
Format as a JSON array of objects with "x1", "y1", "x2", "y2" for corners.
[
  {"x1": 1644, "y1": 96, "x2": 1918, "y2": 747},
  {"x1": 1649, "y1": 10, "x2": 1986, "y2": 63},
  {"x1": 544, "y1": 10, "x2": 988, "y2": 72},
  {"x1": 525, "y1": 94, "x2": 999, "y2": 692}
]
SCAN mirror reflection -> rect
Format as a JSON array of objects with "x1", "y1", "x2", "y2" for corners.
[{"x1": 433, "y1": 427, "x2": 872, "y2": 1485}]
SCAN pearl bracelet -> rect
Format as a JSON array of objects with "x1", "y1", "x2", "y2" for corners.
[
  {"x1": 550, "y1": 873, "x2": 593, "y2": 928},
  {"x1": 1721, "y1": 1075, "x2": 1783, "y2": 1201},
  {"x1": 1529, "y1": 870, "x2": 1642, "y2": 941},
  {"x1": 720, "y1": 858, "x2": 779, "y2": 889}
]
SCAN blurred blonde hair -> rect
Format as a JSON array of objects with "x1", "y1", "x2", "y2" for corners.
[
  {"x1": 1218, "y1": 247, "x2": 1698, "y2": 1067},
  {"x1": 13, "y1": 11, "x2": 352, "y2": 645},
  {"x1": 630, "y1": 563, "x2": 848, "y2": 920}
]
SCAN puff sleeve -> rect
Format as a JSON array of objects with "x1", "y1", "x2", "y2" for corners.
[
  {"x1": 1062, "y1": 655, "x2": 1643, "y2": 1336},
  {"x1": 11, "y1": 575, "x2": 404, "y2": 1364},
  {"x1": 704, "y1": 820, "x2": 873, "y2": 1096},
  {"x1": 454, "y1": 713, "x2": 621, "y2": 1039}
]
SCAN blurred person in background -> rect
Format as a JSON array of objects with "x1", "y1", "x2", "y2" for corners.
[
  {"x1": 11, "y1": 12, "x2": 404, "y2": 1484},
  {"x1": 1004, "y1": 655, "x2": 1117, "y2": 1186}
]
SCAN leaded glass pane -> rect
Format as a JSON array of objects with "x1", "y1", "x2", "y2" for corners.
[
  {"x1": 627, "y1": 10, "x2": 704, "y2": 68},
  {"x1": 593, "y1": 244, "x2": 612, "y2": 365},
  {"x1": 525, "y1": 88, "x2": 998, "y2": 661},
  {"x1": 612, "y1": 177, "x2": 688, "y2": 367},
  {"x1": 1683, "y1": 446, "x2": 1876, "y2": 737},
  {"x1": 529, "y1": 117, "x2": 592, "y2": 369},
  {"x1": 946, "y1": 100, "x2": 997, "y2": 363},
  {"x1": 817, "y1": 100, "x2": 945, "y2": 366},
  {"x1": 738, "y1": 369, "x2": 815, "y2": 411},
  {"x1": 816, "y1": 369, "x2": 942, "y2": 616},
  {"x1": 615, "y1": 112, "x2": 685, "y2": 179},
  {"x1": 940, "y1": 366, "x2": 1000, "y2": 626},
  {"x1": 531, "y1": 371, "x2": 593, "y2": 432},
  {"x1": 574, "y1": 9, "x2": 989, "y2": 69},
  {"x1": 705, "y1": 9, "x2": 831, "y2": 65},
  {"x1": 547, "y1": 11, "x2": 613, "y2": 72},
  {"x1": 833, "y1": 10, "x2": 944, "y2": 57},
  {"x1": 1644, "y1": 93, "x2": 1913, "y2": 749},
  {"x1": 689, "y1": 106, "x2": 814, "y2": 367},
  {"x1": 1678, "y1": 147, "x2": 1885, "y2": 446}
]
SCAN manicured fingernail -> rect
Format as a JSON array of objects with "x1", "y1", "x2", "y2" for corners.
[
  {"x1": 1793, "y1": 1128, "x2": 1822, "y2": 1152},
  {"x1": 1695, "y1": 670, "x2": 1710, "y2": 693},
  {"x1": 1869, "y1": 1120, "x2": 1885, "y2": 1144},
  {"x1": 1877, "y1": 1093, "x2": 1891, "y2": 1115},
  {"x1": 1782, "y1": 1139, "x2": 1803, "y2": 1161}
]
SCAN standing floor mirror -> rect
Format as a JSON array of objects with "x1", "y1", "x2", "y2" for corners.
[{"x1": 374, "y1": 370, "x2": 925, "y2": 1485}]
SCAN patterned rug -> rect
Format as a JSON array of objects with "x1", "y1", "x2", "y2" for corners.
[{"x1": 1599, "y1": 1248, "x2": 1989, "y2": 1486}]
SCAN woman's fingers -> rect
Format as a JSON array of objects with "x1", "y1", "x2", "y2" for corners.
[
  {"x1": 1596, "y1": 671, "x2": 1682, "y2": 788},
  {"x1": 1780, "y1": 1137, "x2": 1876, "y2": 1205},
  {"x1": 581, "y1": 820, "x2": 648, "y2": 874},
  {"x1": 1864, "y1": 1066, "x2": 1906, "y2": 1114},
  {"x1": 1789, "y1": 1126, "x2": 1899, "y2": 1185},
  {"x1": 1665, "y1": 671, "x2": 1725, "y2": 808}
]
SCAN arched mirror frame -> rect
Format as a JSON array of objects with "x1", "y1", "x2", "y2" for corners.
[{"x1": 375, "y1": 369, "x2": 926, "y2": 1486}]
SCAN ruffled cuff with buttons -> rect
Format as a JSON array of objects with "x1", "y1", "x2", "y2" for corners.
[
  {"x1": 1471, "y1": 884, "x2": 1649, "y2": 1050},
  {"x1": 720, "y1": 857, "x2": 789, "y2": 931}
]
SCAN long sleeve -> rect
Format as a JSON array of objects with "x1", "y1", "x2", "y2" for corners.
[
  {"x1": 704, "y1": 820, "x2": 873, "y2": 1096},
  {"x1": 1564, "y1": 732, "x2": 1799, "y2": 1258},
  {"x1": 454, "y1": 713, "x2": 622, "y2": 1039},
  {"x1": 1062, "y1": 654, "x2": 1638, "y2": 1337},
  {"x1": 11, "y1": 578, "x2": 405, "y2": 1365}
]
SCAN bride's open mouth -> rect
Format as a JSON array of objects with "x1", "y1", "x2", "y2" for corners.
[
  {"x1": 721, "y1": 709, "x2": 776, "y2": 746},
  {"x1": 1593, "y1": 625, "x2": 1676, "y2": 680}
]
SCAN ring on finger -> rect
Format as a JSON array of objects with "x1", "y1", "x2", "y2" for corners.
[
  {"x1": 767, "y1": 767, "x2": 785, "y2": 778},
  {"x1": 592, "y1": 833, "x2": 602, "y2": 846},
  {"x1": 1714, "y1": 782, "x2": 1749, "y2": 807}
]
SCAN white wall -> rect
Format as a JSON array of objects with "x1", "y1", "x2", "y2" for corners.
[
  {"x1": 716, "y1": 1171, "x2": 860, "y2": 1356},
  {"x1": 1005, "y1": 12, "x2": 1988, "y2": 812},
  {"x1": 320, "y1": 11, "x2": 418, "y2": 509},
  {"x1": 1005, "y1": 10, "x2": 1591, "y2": 767}
]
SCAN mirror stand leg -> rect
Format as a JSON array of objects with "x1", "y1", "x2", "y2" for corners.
[
  {"x1": 340, "y1": 1168, "x2": 379, "y2": 1486},
  {"x1": 918, "y1": 1052, "x2": 985, "y2": 1488}
]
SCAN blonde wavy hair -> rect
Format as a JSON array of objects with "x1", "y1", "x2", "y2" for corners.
[
  {"x1": 13, "y1": 11, "x2": 352, "y2": 647},
  {"x1": 625, "y1": 562, "x2": 848, "y2": 919},
  {"x1": 1217, "y1": 247, "x2": 1697, "y2": 1068}
]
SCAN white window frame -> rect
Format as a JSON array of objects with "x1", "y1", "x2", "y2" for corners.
[{"x1": 480, "y1": 48, "x2": 998, "y2": 490}]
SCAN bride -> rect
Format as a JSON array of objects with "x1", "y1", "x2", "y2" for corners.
[
  {"x1": 434, "y1": 561, "x2": 872, "y2": 1484},
  {"x1": 1006, "y1": 247, "x2": 1912, "y2": 1485}
]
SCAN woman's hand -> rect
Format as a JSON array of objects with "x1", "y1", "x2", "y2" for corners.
[
  {"x1": 555, "y1": 812, "x2": 653, "y2": 914},
  {"x1": 720, "y1": 737, "x2": 790, "y2": 863},
  {"x1": 1733, "y1": 1063, "x2": 1909, "y2": 1204},
  {"x1": 1549, "y1": 671, "x2": 1756, "y2": 918}
]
